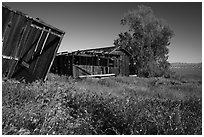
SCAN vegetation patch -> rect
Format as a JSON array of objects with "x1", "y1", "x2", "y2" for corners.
[{"x1": 2, "y1": 73, "x2": 202, "y2": 135}]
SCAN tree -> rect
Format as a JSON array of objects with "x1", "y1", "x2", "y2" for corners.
[{"x1": 114, "y1": 5, "x2": 174, "y2": 77}]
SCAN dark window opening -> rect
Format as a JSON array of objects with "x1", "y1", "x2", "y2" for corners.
[
  {"x1": 87, "y1": 56, "x2": 92, "y2": 65},
  {"x1": 93, "y1": 56, "x2": 98, "y2": 66},
  {"x1": 99, "y1": 58, "x2": 108, "y2": 66},
  {"x1": 80, "y1": 56, "x2": 86, "y2": 65},
  {"x1": 109, "y1": 58, "x2": 114, "y2": 67},
  {"x1": 74, "y1": 56, "x2": 79, "y2": 65}
]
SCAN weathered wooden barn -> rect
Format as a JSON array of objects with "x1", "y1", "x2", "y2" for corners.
[
  {"x1": 50, "y1": 46, "x2": 131, "y2": 78},
  {"x1": 2, "y1": 5, "x2": 65, "y2": 82}
]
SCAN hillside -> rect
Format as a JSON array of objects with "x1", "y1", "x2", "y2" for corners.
[
  {"x1": 170, "y1": 63, "x2": 202, "y2": 69},
  {"x1": 170, "y1": 63, "x2": 202, "y2": 81},
  {"x1": 2, "y1": 73, "x2": 202, "y2": 135}
]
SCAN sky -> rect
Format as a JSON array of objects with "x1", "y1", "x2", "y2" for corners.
[{"x1": 3, "y1": 2, "x2": 202, "y2": 63}]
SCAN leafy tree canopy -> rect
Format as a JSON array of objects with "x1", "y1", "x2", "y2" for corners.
[{"x1": 114, "y1": 5, "x2": 174, "y2": 77}]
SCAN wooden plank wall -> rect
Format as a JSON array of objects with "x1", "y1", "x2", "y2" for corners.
[
  {"x1": 73, "y1": 65, "x2": 119, "y2": 77},
  {"x1": 71, "y1": 54, "x2": 121, "y2": 77},
  {"x1": 119, "y1": 53, "x2": 130, "y2": 76},
  {"x1": 2, "y1": 5, "x2": 65, "y2": 82},
  {"x1": 50, "y1": 49, "x2": 130, "y2": 78}
]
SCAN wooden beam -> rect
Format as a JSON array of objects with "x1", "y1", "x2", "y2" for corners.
[{"x1": 79, "y1": 73, "x2": 116, "y2": 78}]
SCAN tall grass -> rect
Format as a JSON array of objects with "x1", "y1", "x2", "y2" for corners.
[{"x1": 2, "y1": 74, "x2": 202, "y2": 135}]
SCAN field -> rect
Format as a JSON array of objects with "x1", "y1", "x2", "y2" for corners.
[
  {"x1": 170, "y1": 63, "x2": 202, "y2": 81},
  {"x1": 2, "y1": 63, "x2": 202, "y2": 135}
]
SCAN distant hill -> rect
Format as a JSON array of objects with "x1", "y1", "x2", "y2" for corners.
[
  {"x1": 170, "y1": 63, "x2": 202, "y2": 69},
  {"x1": 170, "y1": 63, "x2": 202, "y2": 81}
]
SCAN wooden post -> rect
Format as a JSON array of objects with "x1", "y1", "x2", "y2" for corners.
[
  {"x1": 72, "y1": 54, "x2": 75, "y2": 77},
  {"x1": 107, "y1": 56, "x2": 109, "y2": 74},
  {"x1": 79, "y1": 55, "x2": 81, "y2": 65}
]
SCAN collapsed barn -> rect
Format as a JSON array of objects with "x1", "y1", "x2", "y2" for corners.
[
  {"x1": 50, "y1": 46, "x2": 131, "y2": 78},
  {"x1": 2, "y1": 5, "x2": 65, "y2": 82},
  {"x1": 2, "y1": 5, "x2": 132, "y2": 81}
]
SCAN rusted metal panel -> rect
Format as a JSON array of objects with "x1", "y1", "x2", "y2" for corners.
[{"x1": 2, "y1": 5, "x2": 65, "y2": 82}]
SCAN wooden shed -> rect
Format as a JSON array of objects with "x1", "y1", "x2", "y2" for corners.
[
  {"x1": 2, "y1": 5, "x2": 65, "y2": 82},
  {"x1": 110, "y1": 47, "x2": 131, "y2": 76},
  {"x1": 50, "y1": 46, "x2": 131, "y2": 78}
]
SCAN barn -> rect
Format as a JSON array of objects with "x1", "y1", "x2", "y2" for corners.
[
  {"x1": 50, "y1": 46, "x2": 131, "y2": 78},
  {"x1": 2, "y1": 5, "x2": 65, "y2": 82}
]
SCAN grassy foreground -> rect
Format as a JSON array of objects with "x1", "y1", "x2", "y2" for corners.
[{"x1": 2, "y1": 73, "x2": 202, "y2": 135}]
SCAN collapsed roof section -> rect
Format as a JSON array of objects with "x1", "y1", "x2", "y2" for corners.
[{"x1": 57, "y1": 46, "x2": 132, "y2": 57}]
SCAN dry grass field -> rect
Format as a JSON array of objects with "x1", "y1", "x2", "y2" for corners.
[
  {"x1": 2, "y1": 63, "x2": 202, "y2": 135},
  {"x1": 170, "y1": 63, "x2": 202, "y2": 81}
]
